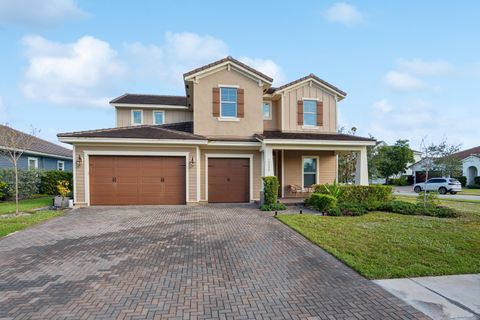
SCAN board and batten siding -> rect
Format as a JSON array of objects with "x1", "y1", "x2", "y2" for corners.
[
  {"x1": 283, "y1": 150, "x2": 336, "y2": 196},
  {"x1": 115, "y1": 107, "x2": 193, "y2": 127},
  {"x1": 263, "y1": 99, "x2": 281, "y2": 131},
  {"x1": 282, "y1": 84, "x2": 337, "y2": 133},
  {"x1": 73, "y1": 144, "x2": 198, "y2": 205}
]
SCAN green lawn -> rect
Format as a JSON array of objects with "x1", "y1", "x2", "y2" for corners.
[
  {"x1": 0, "y1": 210, "x2": 64, "y2": 237},
  {"x1": 278, "y1": 203, "x2": 480, "y2": 279},
  {"x1": 395, "y1": 195, "x2": 480, "y2": 216},
  {"x1": 0, "y1": 196, "x2": 53, "y2": 215},
  {"x1": 461, "y1": 188, "x2": 480, "y2": 196}
]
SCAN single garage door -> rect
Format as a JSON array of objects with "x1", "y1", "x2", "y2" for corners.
[
  {"x1": 208, "y1": 158, "x2": 250, "y2": 203},
  {"x1": 89, "y1": 156, "x2": 186, "y2": 205}
]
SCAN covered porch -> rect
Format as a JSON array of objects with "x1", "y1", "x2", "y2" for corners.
[{"x1": 257, "y1": 131, "x2": 376, "y2": 199}]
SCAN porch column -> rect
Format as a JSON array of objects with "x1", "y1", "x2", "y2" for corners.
[
  {"x1": 355, "y1": 147, "x2": 369, "y2": 185},
  {"x1": 262, "y1": 146, "x2": 274, "y2": 177}
]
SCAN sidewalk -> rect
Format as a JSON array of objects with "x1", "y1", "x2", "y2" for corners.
[{"x1": 375, "y1": 274, "x2": 480, "y2": 320}]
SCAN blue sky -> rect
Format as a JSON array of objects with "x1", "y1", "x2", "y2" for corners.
[{"x1": 0, "y1": 0, "x2": 479, "y2": 150}]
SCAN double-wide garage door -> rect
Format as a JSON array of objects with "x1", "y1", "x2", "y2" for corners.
[{"x1": 89, "y1": 156, "x2": 186, "y2": 205}]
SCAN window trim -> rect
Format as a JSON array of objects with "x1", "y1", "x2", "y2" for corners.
[
  {"x1": 57, "y1": 160, "x2": 65, "y2": 171},
  {"x1": 263, "y1": 101, "x2": 272, "y2": 120},
  {"x1": 152, "y1": 110, "x2": 165, "y2": 125},
  {"x1": 219, "y1": 86, "x2": 238, "y2": 119},
  {"x1": 131, "y1": 109, "x2": 143, "y2": 125},
  {"x1": 303, "y1": 99, "x2": 317, "y2": 127},
  {"x1": 28, "y1": 157, "x2": 38, "y2": 170},
  {"x1": 301, "y1": 156, "x2": 319, "y2": 189}
]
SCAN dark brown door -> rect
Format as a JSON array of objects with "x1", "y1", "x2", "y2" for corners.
[
  {"x1": 208, "y1": 158, "x2": 249, "y2": 203},
  {"x1": 89, "y1": 156, "x2": 186, "y2": 205}
]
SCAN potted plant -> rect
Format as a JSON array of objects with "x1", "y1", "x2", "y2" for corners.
[{"x1": 54, "y1": 180, "x2": 71, "y2": 208}]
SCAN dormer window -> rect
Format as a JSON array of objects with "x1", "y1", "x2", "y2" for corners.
[
  {"x1": 303, "y1": 100, "x2": 317, "y2": 126},
  {"x1": 131, "y1": 110, "x2": 143, "y2": 125},
  {"x1": 220, "y1": 87, "x2": 237, "y2": 118}
]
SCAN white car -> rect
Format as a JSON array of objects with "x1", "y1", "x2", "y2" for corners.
[{"x1": 413, "y1": 178, "x2": 462, "y2": 195}]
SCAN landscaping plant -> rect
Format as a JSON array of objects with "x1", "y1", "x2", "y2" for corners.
[
  {"x1": 305, "y1": 193, "x2": 337, "y2": 212},
  {"x1": 40, "y1": 170, "x2": 73, "y2": 195},
  {"x1": 260, "y1": 176, "x2": 286, "y2": 211}
]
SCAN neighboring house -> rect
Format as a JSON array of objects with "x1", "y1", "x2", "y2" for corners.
[
  {"x1": 456, "y1": 146, "x2": 480, "y2": 186},
  {"x1": 409, "y1": 146, "x2": 480, "y2": 184},
  {"x1": 58, "y1": 56, "x2": 375, "y2": 206},
  {"x1": 0, "y1": 125, "x2": 73, "y2": 172}
]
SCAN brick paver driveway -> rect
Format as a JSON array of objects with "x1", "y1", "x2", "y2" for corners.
[{"x1": 0, "y1": 205, "x2": 427, "y2": 320}]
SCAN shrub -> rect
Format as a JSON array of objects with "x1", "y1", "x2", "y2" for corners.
[
  {"x1": 424, "y1": 206, "x2": 457, "y2": 218},
  {"x1": 260, "y1": 203, "x2": 287, "y2": 211},
  {"x1": 379, "y1": 200, "x2": 419, "y2": 215},
  {"x1": 0, "y1": 181, "x2": 7, "y2": 200},
  {"x1": 0, "y1": 168, "x2": 41, "y2": 200},
  {"x1": 305, "y1": 193, "x2": 337, "y2": 212},
  {"x1": 454, "y1": 176, "x2": 467, "y2": 187},
  {"x1": 416, "y1": 192, "x2": 440, "y2": 208},
  {"x1": 338, "y1": 202, "x2": 368, "y2": 216},
  {"x1": 475, "y1": 176, "x2": 480, "y2": 185},
  {"x1": 326, "y1": 207, "x2": 342, "y2": 216},
  {"x1": 389, "y1": 177, "x2": 409, "y2": 186},
  {"x1": 40, "y1": 170, "x2": 73, "y2": 195},
  {"x1": 315, "y1": 181, "x2": 344, "y2": 199}
]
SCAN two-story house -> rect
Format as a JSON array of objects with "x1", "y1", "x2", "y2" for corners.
[{"x1": 58, "y1": 56, "x2": 375, "y2": 206}]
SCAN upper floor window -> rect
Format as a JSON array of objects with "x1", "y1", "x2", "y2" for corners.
[
  {"x1": 220, "y1": 87, "x2": 237, "y2": 118},
  {"x1": 131, "y1": 110, "x2": 143, "y2": 125},
  {"x1": 57, "y1": 161, "x2": 65, "y2": 171},
  {"x1": 153, "y1": 111, "x2": 165, "y2": 125},
  {"x1": 303, "y1": 100, "x2": 317, "y2": 126},
  {"x1": 263, "y1": 102, "x2": 271, "y2": 120},
  {"x1": 28, "y1": 157, "x2": 38, "y2": 170}
]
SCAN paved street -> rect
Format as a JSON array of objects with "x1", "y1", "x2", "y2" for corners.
[{"x1": 0, "y1": 205, "x2": 427, "y2": 319}]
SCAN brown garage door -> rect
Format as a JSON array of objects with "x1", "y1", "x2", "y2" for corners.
[
  {"x1": 89, "y1": 156, "x2": 186, "y2": 205},
  {"x1": 208, "y1": 158, "x2": 249, "y2": 203}
]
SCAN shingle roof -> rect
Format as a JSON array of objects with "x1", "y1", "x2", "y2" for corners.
[
  {"x1": 256, "y1": 131, "x2": 375, "y2": 142},
  {"x1": 453, "y1": 146, "x2": 480, "y2": 159},
  {"x1": 57, "y1": 122, "x2": 206, "y2": 140},
  {"x1": 183, "y1": 56, "x2": 273, "y2": 83},
  {"x1": 110, "y1": 94, "x2": 187, "y2": 106},
  {"x1": 0, "y1": 125, "x2": 72, "y2": 158},
  {"x1": 273, "y1": 74, "x2": 347, "y2": 97}
]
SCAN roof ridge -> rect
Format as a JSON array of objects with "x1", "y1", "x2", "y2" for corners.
[{"x1": 123, "y1": 93, "x2": 186, "y2": 98}]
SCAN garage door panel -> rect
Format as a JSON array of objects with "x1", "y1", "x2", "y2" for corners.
[
  {"x1": 89, "y1": 155, "x2": 186, "y2": 205},
  {"x1": 208, "y1": 158, "x2": 249, "y2": 203}
]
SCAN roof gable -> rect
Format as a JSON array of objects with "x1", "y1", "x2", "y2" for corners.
[
  {"x1": 183, "y1": 56, "x2": 273, "y2": 85},
  {"x1": 273, "y1": 74, "x2": 347, "y2": 99}
]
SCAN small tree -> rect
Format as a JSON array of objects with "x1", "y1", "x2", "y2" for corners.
[
  {"x1": 373, "y1": 139, "x2": 414, "y2": 184},
  {"x1": 0, "y1": 124, "x2": 39, "y2": 214}
]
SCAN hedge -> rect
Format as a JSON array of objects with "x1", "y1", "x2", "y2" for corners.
[
  {"x1": 454, "y1": 176, "x2": 467, "y2": 187},
  {"x1": 314, "y1": 184, "x2": 393, "y2": 207},
  {"x1": 305, "y1": 193, "x2": 337, "y2": 212},
  {"x1": 475, "y1": 176, "x2": 480, "y2": 185},
  {"x1": 0, "y1": 169, "x2": 73, "y2": 200},
  {"x1": 39, "y1": 170, "x2": 73, "y2": 195}
]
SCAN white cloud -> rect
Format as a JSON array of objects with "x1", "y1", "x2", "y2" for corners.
[
  {"x1": 238, "y1": 57, "x2": 286, "y2": 84},
  {"x1": 124, "y1": 32, "x2": 228, "y2": 86},
  {"x1": 0, "y1": 0, "x2": 85, "y2": 27},
  {"x1": 21, "y1": 35, "x2": 126, "y2": 107},
  {"x1": 324, "y1": 3, "x2": 364, "y2": 26},
  {"x1": 384, "y1": 71, "x2": 424, "y2": 91},
  {"x1": 373, "y1": 99, "x2": 394, "y2": 113},
  {"x1": 20, "y1": 32, "x2": 286, "y2": 107},
  {"x1": 397, "y1": 58, "x2": 454, "y2": 76},
  {"x1": 124, "y1": 32, "x2": 286, "y2": 85}
]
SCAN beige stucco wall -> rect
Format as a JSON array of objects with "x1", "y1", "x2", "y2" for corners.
[
  {"x1": 281, "y1": 83, "x2": 337, "y2": 133},
  {"x1": 263, "y1": 99, "x2": 281, "y2": 131},
  {"x1": 193, "y1": 68, "x2": 264, "y2": 138},
  {"x1": 199, "y1": 148, "x2": 262, "y2": 201},
  {"x1": 115, "y1": 107, "x2": 193, "y2": 127},
  {"x1": 282, "y1": 150, "x2": 336, "y2": 196},
  {"x1": 73, "y1": 144, "x2": 199, "y2": 205}
]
